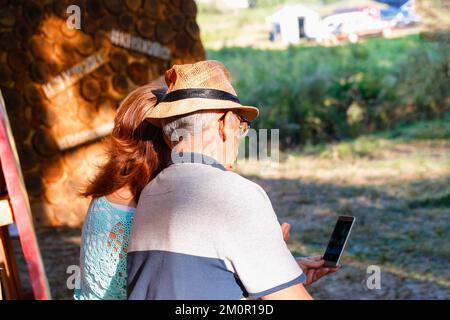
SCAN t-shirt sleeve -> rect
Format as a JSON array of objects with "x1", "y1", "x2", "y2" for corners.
[{"x1": 222, "y1": 182, "x2": 306, "y2": 299}]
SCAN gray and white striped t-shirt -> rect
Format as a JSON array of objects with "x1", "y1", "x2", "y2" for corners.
[{"x1": 127, "y1": 155, "x2": 305, "y2": 300}]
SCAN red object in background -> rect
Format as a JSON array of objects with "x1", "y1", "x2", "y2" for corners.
[
  {"x1": 334, "y1": 5, "x2": 382, "y2": 19},
  {"x1": 359, "y1": 5, "x2": 381, "y2": 19},
  {"x1": 0, "y1": 90, "x2": 51, "y2": 300}
]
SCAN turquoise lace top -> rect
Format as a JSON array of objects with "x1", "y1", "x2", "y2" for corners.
[{"x1": 75, "y1": 196, "x2": 136, "y2": 300}]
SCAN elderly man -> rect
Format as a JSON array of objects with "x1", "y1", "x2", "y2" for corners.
[{"x1": 127, "y1": 60, "x2": 337, "y2": 300}]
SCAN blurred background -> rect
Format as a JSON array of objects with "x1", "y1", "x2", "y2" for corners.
[
  {"x1": 1, "y1": 0, "x2": 449, "y2": 300},
  {"x1": 198, "y1": 0, "x2": 450, "y2": 299}
]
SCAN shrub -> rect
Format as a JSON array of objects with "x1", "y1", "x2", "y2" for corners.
[{"x1": 208, "y1": 33, "x2": 450, "y2": 148}]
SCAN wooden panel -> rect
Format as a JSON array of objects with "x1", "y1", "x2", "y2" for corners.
[
  {"x1": 0, "y1": 225, "x2": 21, "y2": 299},
  {"x1": 0, "y1": 200, "x2": 13, "y2": 227},
  {"x1": 0, "y1": 163, "x2": 6, "y2": 198}
]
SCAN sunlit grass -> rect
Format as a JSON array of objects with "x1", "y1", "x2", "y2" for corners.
[
  {"x1": 236, "y1": 116, "x2": 450, "y2": 298},
  {"x1": 291, "y1": 112, "x2": 450, "y2": 159}
]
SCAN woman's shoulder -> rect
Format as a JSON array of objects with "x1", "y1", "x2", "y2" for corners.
[
  {"x1": 82, "y1": 196, "x2": 136, "y2": 241},
  {"x1": 105, "y1": 189, "x2": 136, "y2": 207},
  {"x1": 86, "y1": 197, "x2": 135, "y2": 220},
  {"x1": 84, "y1": 196, "x2": 132, "y2": 225},
  {"x1": 88, "y1": 196, "x2": 110, "y2": 214}
]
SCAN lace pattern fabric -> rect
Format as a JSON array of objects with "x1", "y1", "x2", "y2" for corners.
[{"x1": 75, "y1": 196, "x2": 135, "y2": 300}]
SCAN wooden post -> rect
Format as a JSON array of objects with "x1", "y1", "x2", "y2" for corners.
[
  {"x1": 0, "y1": 89, "x2": 51, "y2": 300},
  {"x1": 0, "y1": 224, "x2": 21, "y2": 299},
  {"x1": 0, "y1": 178, "x2": 21, "y2": 300}
]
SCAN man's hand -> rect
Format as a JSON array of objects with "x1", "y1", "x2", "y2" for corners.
[
  {"x1": 280, "y1": 222, "x2": 340, "y2": 285},
  {"x1": 296, "y1": 256, "x2": 339, "y2": 285}
]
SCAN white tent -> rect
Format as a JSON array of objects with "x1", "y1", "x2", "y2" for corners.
[{"x1": 266, "y1": 4, "x2": 325, "y2": 44}]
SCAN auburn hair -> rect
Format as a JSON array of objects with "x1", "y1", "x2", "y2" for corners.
[{"x1": 82, "y1": 84, "x2": 169, "y2": 202}]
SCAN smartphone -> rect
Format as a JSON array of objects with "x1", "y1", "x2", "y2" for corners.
[{"x1": 323, "y1": 216, "x2": 355, "y2": 267}]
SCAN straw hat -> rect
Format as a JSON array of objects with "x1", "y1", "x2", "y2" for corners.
[{"x1": 146, "y1": 60, "x2": 259, "y2": 127}]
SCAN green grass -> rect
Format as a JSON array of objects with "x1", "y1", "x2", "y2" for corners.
[
  {"x1": 198, "y1": 0, "x2": 450, "y2": 299},
  {"x1": 207, "y1": 34, "x2": 450, "y2": 146},
  {"x1": 199, "y1": 0, "x2": 450, "y2": 148},
  {"x1": 236, "y1": 115, "x2": 450, "y2": 298},
  {"x1": 409, "y1": 193, "x2": 450, "y2": 208},
  {"x1": 294, "y1": 111, "x2": 450, "y2": 159},
  {"x1": 198, "y1": 4, "x2": 279, "y2": 48}
]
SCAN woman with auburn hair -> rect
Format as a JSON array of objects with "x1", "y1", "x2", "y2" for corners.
[{"x1": 74, "y1": 83, "x2": 169, "y2": 300}]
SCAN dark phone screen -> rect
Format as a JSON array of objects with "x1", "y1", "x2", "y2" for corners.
[{"x1": 323, "y1": 218, "x2": 354, "y2": 264}]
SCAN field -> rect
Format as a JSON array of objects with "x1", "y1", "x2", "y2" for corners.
[
  {"x1": 199, "y1": 1, "x2": 450, "y2": 299},
  {"x1": 236, "y1": 116, "x2": 450, "y2": 299},
  {"x1": 197, "y1": 0, "x2": 450, "y2": 49}
]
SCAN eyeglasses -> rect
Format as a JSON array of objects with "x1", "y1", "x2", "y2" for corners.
[{"x1": 237, "y1": 115, "x2": 250, "y2": 139}]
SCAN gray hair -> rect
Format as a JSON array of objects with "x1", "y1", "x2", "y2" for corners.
[{"x1": 161, "y1": 111, "x2": 221, "y2": 146}]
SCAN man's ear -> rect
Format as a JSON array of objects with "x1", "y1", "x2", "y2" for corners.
[{"x1": 219, "y1": 111, "x2": 236, "y2": 142}]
